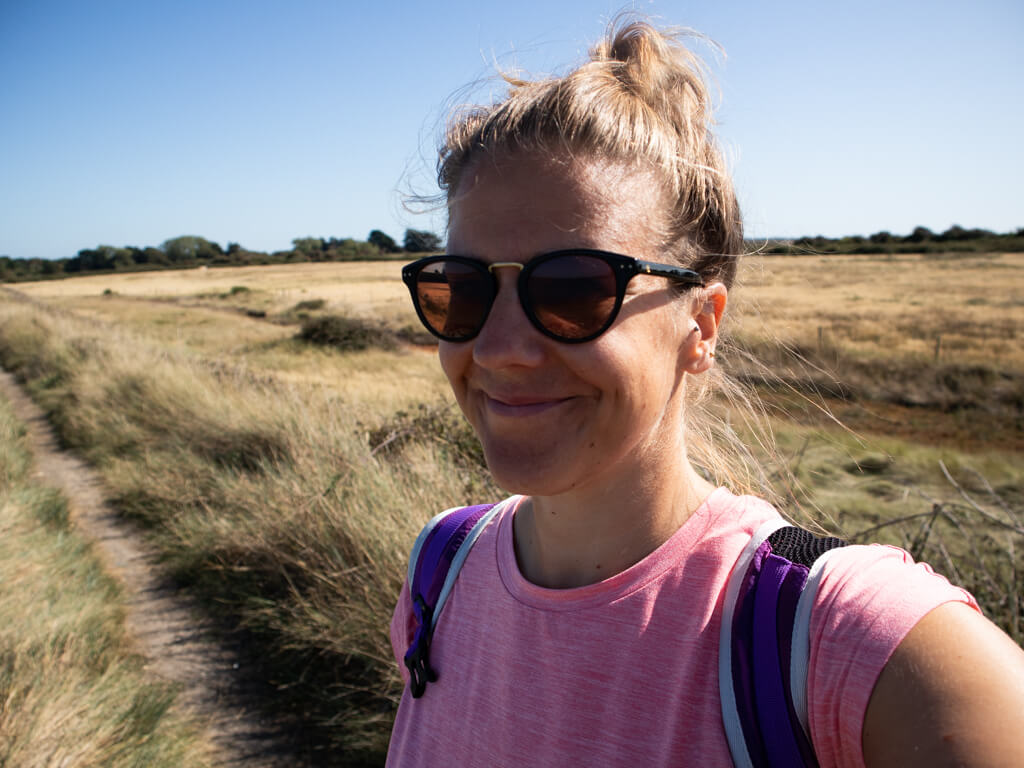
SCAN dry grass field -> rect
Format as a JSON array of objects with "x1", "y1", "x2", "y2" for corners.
[
  {"x1": 17, "y1": 261, "x2": 414, "y2": 327},
  {"x1": 19, "y1": 250, "x2": 1023, "y2": 382},
  {"x1": 726, "y1": 252, "x2": 1024, "y2": 456},
  {"x1": 734, "y1": 251, "x2": 1022, "y2": 368},
  {"x1": 2, "y1": 250, "x2": 1021, "y2": 764},
  {"x1": 0, "y1": 390, "x2": 215, "y2": 767}
]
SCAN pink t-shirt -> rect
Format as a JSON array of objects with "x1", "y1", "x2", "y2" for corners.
[{"x1": 387, "y1": 488, "x2": 977, "y2": 767}]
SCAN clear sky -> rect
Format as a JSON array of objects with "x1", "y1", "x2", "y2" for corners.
[{"x1": 2, "y1": 0, "x2": 1021, "y2": 260}]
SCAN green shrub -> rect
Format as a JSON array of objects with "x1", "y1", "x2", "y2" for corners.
[
  {"x1": 366, "y1": 402, "x2": 486, "y2": 471},
  {"x1": 297, "y1": 314, "x2": 397, "y2": 351}
]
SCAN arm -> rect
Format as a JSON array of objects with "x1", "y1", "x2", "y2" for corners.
[{"x1": 862, "y1": 602, "x2": 1024, "y2": 767}]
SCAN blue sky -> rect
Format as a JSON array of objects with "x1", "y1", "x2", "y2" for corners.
[{"x1": 1, "y1": 0, "x2": 1021, "y2": 260}]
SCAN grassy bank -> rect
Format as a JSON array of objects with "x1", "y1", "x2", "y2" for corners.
[
  {"x1": 0, "y1": 388, "x2": 214, "y2": 766},
  {"x1": 0, "y1": 299, "x2": 495, "y2": 764}
]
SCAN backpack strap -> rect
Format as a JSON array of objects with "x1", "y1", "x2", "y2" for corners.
[
  {"x1": 720, "y1": 521, "x2": 848, "y2": 768},
  {"x1": 403, "y1": 500, "x2": 505, "y2": 698}
]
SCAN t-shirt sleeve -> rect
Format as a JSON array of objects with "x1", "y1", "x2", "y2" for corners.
[
  {"x1": 390, "y1": 580, "x2": 414, "y2": 686},
  {"x1": 806, "y1": 543, "x2": 979, "y2": 768}
]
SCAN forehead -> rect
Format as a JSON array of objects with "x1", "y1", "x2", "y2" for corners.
[{"x1": 447, "y1": 152, "x2": 666, "y2": 259}]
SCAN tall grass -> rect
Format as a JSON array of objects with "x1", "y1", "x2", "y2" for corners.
[
  {"x1": 0, "y1": 388, "x2": 214, "y2": 766},
  {"x1": 755, "y1": 422, "x2": 1024, "y2": 642},
  {"x1": 0, "y1": 302, "x2": 497, "y2": 764}
]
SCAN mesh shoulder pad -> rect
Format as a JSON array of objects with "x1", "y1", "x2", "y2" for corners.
[{"x1": 766, "y1": 526, "x2": 847, "y2": 567}]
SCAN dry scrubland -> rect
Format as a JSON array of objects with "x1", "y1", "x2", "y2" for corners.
[
  {"x1": 0, "y1": 391, "x2": 215, "y2": 766},
  {"x1": 2, "y1": 251, "x2": 1022, "y2": 765}
]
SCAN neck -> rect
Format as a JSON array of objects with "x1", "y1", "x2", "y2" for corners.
[{"x1": 512, "y1": 460, "x2": 716, "y2": 589}]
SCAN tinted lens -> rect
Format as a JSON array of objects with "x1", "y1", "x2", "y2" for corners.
[
  {"x1": 526, "y1": 254, "x2": 618, "y2": 340},
  {"x1": 415, "y1": 260, "x2": 492, "y2": 339}
]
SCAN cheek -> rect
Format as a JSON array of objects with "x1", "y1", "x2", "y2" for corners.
[
  {"x1": 599, "y1": 332, "x2": 687, "y2": 415},
  {"x1": 438, "y1": 342, "x2": 470, "y2": 396},
  {"x1": 616, "y1": 370, "x2": 666, "y2": 424}
]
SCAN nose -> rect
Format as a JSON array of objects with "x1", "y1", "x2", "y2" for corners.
[{"x1": 472, "y1": 265, "x2": 546, "y2": 369}]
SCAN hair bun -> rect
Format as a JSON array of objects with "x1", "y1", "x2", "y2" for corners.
[{"x1": 438, "y1": 13, "x2": 741, "y2": 284}]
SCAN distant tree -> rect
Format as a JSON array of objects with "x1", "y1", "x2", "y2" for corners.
[
  {"x1": 110, "y1": 247, "x2": 135, "y2": 270},
  {"x1": 292, "y1": 237, "x2": 326, "y2": 260},
  {"x1": 368, "y1": 229, "x2": 400, "y2": 253},
  {"x1": 403, "y1": 228, "x2": 442, "y2": 253},
  {"x1": 939, "y1": 225, "x2": 994, "y2": 241},
  {"x1": 324, "y1": 238, "x2": 385, "y2": 261},
  {"x1": 869, "y1": 231, "x2": 893, "y2": 244},
  {"x1": 794, "y1": 235, "x2": 830, "y2": 249},
  {"x1": 145, "y1": 246, "x2": 170, "y2": 265},
  {"x1": 905, "y1": 226, "x2": 934, "y2": 243},
  {"x1": 226, "y1": 242, "x2": 242, "y2": 255},
  {"x1": 162, "y1": 236, "x2": 221, "y2": 262},
  {"x1": 68, "y1": 245, "x2": 127, "y2": 272},
  {"x1": 40, "y1": 259, "x2": 63, "y2": 276}
]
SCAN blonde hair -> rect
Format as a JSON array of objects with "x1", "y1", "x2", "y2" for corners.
[
  {"x1": 437, "y1": 16, "x2": 781, "y2": 500},
  {"x1": 439, "y1": 15, "x2": 742, "y2": 285}
]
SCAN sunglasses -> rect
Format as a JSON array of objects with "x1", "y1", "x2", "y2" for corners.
[{"x1": 401, "y1": 249, "x2": 704, "y2": 343}]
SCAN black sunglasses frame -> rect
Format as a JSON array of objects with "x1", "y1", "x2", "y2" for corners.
[{"x1": 401, "y1": 249, "x2": 705, "y2": 344}]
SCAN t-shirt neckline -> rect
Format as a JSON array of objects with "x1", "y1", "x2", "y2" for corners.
[{"x1": 495, "y1": 487, "x2": 734, "y2": 611}]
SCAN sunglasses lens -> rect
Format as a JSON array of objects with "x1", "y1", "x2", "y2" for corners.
[
  {"x1": 414, "y1": 260, "x2": 491, "y2": 339},
  {"x1": 527, "y1": 254, "x2": 618, "y2": 340}
]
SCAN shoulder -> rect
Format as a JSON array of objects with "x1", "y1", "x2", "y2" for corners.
[
  {"x1": 812, "y1": 543, "x2": 977, "y2": 642},
  {"x1": 694, "y1": 486, "x2": 784, "y2": 543},
  {"x1": 388, "y1": 497, "x2": 518, "y2": 675},
  {"x1": 806, "y1": 543, "x2": 982, "y2": 767}
]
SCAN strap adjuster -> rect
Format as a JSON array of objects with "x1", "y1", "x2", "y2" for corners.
[{"x1": 403, "y1": 594, "x2": 438, "y2": 698}]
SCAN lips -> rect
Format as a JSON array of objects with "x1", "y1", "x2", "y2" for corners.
[{"x1": 482, "y1": 392, "x2": 573, "y2": 418}]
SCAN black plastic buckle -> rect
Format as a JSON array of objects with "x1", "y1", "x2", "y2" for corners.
[{"x1": 405, "y1": 595, "x2": 438, "y2": 698}]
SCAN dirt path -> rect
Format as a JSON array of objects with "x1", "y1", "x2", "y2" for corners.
[{"x1": 0, "y1": 369, "x2": 310, "y2": 767}]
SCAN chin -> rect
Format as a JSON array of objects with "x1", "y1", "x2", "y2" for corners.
[{"x1": 481, "y1": 440, "x2": 579, "y2": 497}]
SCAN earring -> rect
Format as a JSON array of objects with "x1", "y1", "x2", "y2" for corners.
[{"x1": 709, "y1": 351, "x2": 716, "y2": 358}]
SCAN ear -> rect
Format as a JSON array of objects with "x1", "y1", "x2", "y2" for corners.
[{"x1": 683, "y1": 282, "x2": 727, "y2": 374}]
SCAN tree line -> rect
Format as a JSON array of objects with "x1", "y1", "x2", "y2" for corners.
[
  {"x1": 2, "y1": 225, "x2": 1022, "y2": 283},
  {"x1": 0, "y1": 228, "x2": 442, "y2": 283},
  {"x1": 761, "y1": 225, "x2": 1024, "y2": 256}
]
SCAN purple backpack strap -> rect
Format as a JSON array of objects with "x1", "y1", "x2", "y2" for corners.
[
  {"x1": 403, "y1": 502, "x2": 499, "y2": 698},
  {"x1": 720, "y1": 521, "x2": 848, "y2": 768}
]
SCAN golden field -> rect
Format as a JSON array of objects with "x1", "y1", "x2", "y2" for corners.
[
  {"x1": 18, "y1": 251, "x2": 1023, "y2": 373},
  {"x1": 2, "y1": 250, "x2": 1021, "y2": 764}
]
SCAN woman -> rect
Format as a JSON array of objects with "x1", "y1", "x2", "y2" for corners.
[{"x1": 388, "y1": 17, "x2": 1024, "y2": 767}]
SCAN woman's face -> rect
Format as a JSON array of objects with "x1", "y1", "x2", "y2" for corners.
[{"x1": 441, "y1": 152, "x2": 714, "y2": 498}]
